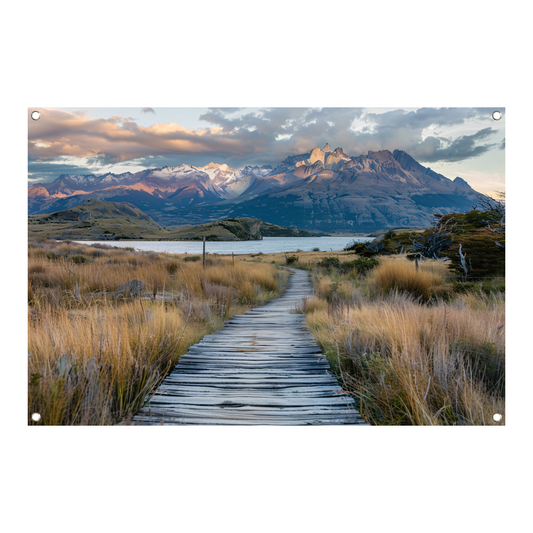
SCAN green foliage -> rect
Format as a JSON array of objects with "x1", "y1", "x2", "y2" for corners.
[
  {"x1": 448, "y1": 230, "x2": 505, "y2": 279},
  {"x1": 344, "y1": 241, "x2": 383, "y2": 256},
  {"x1": 183, "y1": 255, "x2": 201, "y2": 262},
  {"x1": 312, "y1": 247, "x2": 320, "y2": 252},
  {"x1": 440, "y1": 209, "x2": 501, "y2": 232},
  {"x1": 340, "y1": 257, "x2": 379, "y2": 275},
  {"x1": 317, "y1": 257, "x2": 341, "y2": 269},
  {"x1": 46, "y1": 252, "x2": 60, "y2": 260},
  {"x1": 71, "y1": 255, "x2": 89, "y2": 264},
  {"x1": 285, "y1": 255, "x2": 299, "y2": 265}
]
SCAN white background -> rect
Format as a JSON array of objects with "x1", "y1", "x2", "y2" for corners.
[{"x1": 1, "y1": 1, "x2": 530, "y2": 532}]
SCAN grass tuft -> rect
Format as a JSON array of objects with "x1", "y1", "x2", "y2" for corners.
[{"x1": 373, "y1": 260, "x2": 444, "y2": 301}]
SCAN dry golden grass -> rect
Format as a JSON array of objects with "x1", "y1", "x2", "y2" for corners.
[
  {"x1": 373, "y1": 260, "x2": 445, "y2": 301},
  {"x1": 304, "y1": 254, "x2": 505, "y2": 425},
  {"x1": 28, "y1": 239, "x2": 289, "y2": 425},
  {"x1": 234, "y1": 249, "x2": 356, "y2": 265}
]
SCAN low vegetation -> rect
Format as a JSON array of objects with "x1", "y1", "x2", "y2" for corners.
[
  {"x1": 302, "y1": 254, "x2": 505, "y2": 425},
  {"x1": 28, "y1": 238, "x2": 289, "y2": 425},
  {"x1": 345, "y1": 202, "x2": 505, "y2": 281}
]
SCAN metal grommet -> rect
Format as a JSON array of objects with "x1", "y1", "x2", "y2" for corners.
[
  {"x1": 492, "y1": 111, "x2": 502, "y2": 121},
  {"x1": 31, "y1": 413, "x2": 41, "y2": 422},
  {"x1": 493, "y1": 413, "x2": 502, "y2": 422},
  {"x1": 31, "y1": 110, "x2": 41, "y2": 121}
]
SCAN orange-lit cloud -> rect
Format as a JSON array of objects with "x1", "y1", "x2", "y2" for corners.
[{"x1": 28, "y1": 108, "x2": 257, "y2": 162}]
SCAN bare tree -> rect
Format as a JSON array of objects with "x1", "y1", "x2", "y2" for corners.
[
  {"x1": 409, "y1": 215, "x2": 456, "y2": 261},
  {"x1": 457, "y1": 243, "x2": 472, "y2": 281}
]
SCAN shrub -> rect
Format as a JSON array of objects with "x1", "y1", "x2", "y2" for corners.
[
  {"x1": 285, "y1": 255, "x2": 299, "y2": 264},
  {"x1": 71, "y1": 255, "x2": 89, "y2": 264},
  {"x1": 448, "y1": 231, "x2": 505, "y2": 279},
  {"x1": 317, "y1": 257, "x2": 341, "y2": 269},
  {"x1": 312, "y1": 247, "x2": 320, "y2": 252},
  {"x1": 47, "y1": 252, "x2": 60, "y2": 260},
  {"x1": 345, "y1": 240, "x2": 387, "y2": 257},
  {"x1": 373, "y1": 261, "x2": 444, "y2": 301},
  {"x1": 183, "y1": 255, "x2": 201, "y2": 262},
  {"x1": 340, "y1": 257, "x2": 379, "y2": 275}
]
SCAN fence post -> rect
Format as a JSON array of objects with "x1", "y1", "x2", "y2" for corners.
[
  {"x1": 415, "y1": 256, "x2": 419, "y2": 271},
  {"x1": 203, "y1": 236, "x2": 206, "y2": 268},
  {"x1": 232, "y1": 251, "x2": 235, "y2": 267}
]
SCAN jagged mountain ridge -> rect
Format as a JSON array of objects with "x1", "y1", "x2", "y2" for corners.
[{"x1": 28, "y1": 145, "x2": 484, "y2": 232}]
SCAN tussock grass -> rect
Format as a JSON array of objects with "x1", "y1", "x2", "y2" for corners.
[
  {"x1": 373, "y1": 260, "x2": 444, "y2": 301},
  {"x1": 28, "y1": 239, "x2": 289, "y2": 425},
  {"x1": 305, "y1": 255, "x2": 505, "y2": 425}
]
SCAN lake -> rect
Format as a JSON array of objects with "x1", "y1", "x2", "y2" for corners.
[{"x1": 78, "y1": 236, "x2": 374, "y2": 255}]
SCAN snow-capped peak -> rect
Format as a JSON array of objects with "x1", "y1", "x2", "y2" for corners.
[{"x1": 197, "y1": 162, "x2": 237, "y2": 182}]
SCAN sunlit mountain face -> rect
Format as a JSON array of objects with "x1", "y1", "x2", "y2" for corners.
[{"x1": 28, "y1": 145, "x2": 485, "y2": 232}]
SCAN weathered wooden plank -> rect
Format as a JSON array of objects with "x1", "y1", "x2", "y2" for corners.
[{"x1": 133, "y1": 268, "x2": 369, "y2": 426}]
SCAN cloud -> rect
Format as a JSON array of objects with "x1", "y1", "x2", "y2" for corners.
[
  {"x1": 141, "y1": 107, "x2": 155, "y2": 114},
  {"x1": 411, "y1": 127, "x2": 498, "y2": 163},
  {"x1": 28, "y1": 107, "x2": 505, "y2": 182}
]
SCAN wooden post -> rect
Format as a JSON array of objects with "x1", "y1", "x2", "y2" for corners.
[
  {"x1": 232, "y1": 252, "x2": 235, "y2": 267},
  {"x1": 203, "y1": 236, "x2": 206, "y2": 268},
  {"x1": 415, "y1": 256, "x2": 419, "y2": 271}
]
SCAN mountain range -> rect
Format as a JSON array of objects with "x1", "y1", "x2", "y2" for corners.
[{"x1": 28, "y1": 144, "x2": 484, "y2": 232}]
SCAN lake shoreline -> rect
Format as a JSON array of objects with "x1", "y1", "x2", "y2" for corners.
[{"x1": 75, "y1": 236, "x2": 374, "y2": 255}]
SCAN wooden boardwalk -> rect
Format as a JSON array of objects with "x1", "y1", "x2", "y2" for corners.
[{"x1": 133, "y1": 268, "x2": 368, "y2": 425}]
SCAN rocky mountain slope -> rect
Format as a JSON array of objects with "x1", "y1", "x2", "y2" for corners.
[{"x1": 29, "y1": 145, "x2": 485, "y2": 232}]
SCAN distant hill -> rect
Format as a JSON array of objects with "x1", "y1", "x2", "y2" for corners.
[
  {"x1": 28, "y1": 200, "x2": 318, "y2": 240},
  {"x1": 28, "y1": 146, "x2": 486, "y2": 232},
  {"x1": 164, "y1": 218, "x2": 319, "y2": 241},
  {"x1": 28, "y1": 199, "x2": 165, "y2": 240}
]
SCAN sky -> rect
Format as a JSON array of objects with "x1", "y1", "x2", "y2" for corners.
[{"x1": 28, "y1": 107, "x2": 505, "y2": 194}]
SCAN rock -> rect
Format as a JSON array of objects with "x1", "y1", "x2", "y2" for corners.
[
  {"x1": 307, "y1": 147, "x2": 326, "y2": 165},
  {"x1": 333, "y1": 147, "x2": 350, "y2": 159},
  {"x1": 325, "y1": 153, "x2": 347, "y2": 171},
  {"x1": 114, "y1": 279, "x2": 146, "y2": 297},
  {"x1": 293, "y1": 160, "x2": 325, "y2": 178}
]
